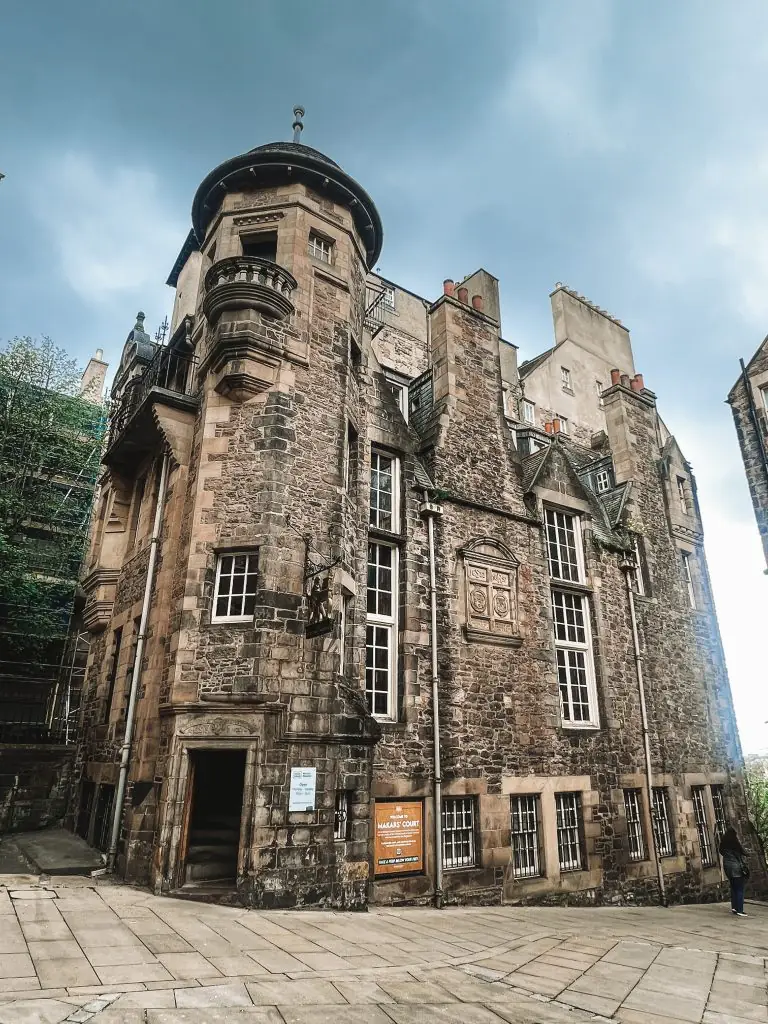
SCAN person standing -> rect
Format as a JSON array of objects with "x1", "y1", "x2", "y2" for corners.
[{"x1": 719, "y1": 826, "x2": 750, "y2": 917}]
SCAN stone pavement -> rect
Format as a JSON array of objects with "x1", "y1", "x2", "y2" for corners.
[{"x1": 0, "y1": 876, "x2": 765, "y2": 1023}]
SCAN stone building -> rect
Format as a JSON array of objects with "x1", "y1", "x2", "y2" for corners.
[
  {"x1": 728, "y1": 336, "x2": 768, "y2": 573},
  {"x1": 73, "y1": 116, "x2": 760, "y2": 907}
]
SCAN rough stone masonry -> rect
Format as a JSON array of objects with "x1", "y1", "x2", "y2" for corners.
[{"x1": 72, "y1": 123, "x2": 763, "y2": 909}]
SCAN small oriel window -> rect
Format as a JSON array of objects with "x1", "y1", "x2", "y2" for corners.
[
  {"x1": 213, "y1": 551, "x2": 259, "y2": 622},
  {"x1": 308, "y1": 232, "x2": 333, "y2": 264}
]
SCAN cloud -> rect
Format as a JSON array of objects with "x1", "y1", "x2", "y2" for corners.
[{"x1": 27, "y1": 152, "x2": 185, "y2": 312}]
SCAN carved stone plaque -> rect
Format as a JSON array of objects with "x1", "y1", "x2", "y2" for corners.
[{"x1": 460, "y1": 540, "x2": 522, "y2": 647}]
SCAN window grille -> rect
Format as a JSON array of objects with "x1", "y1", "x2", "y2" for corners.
[
  {"x1": 681, "y1": 552, "x2": 696, "y2": 609},
  {"x1": 545, "y1": 509, "x2": 582, "y2": 583},
  {"x1": 369, "y1": 449, "x2": 398, "y2": 531},
  {"x1": 711, "y1": 785, "x2": 727, "y2": 846},
  {"x1": 595, "y1": 469, "x2": 611, "y2": 493},
  {"x1": 366, "y1": 542, "x2": 396, "y2": 719},
  {"x1": 213, "y1": 552, "x2": 259, "y2": 621},
  {"x1": 691, "y1": 786, "x2": 714, "y2": 866},
  {"x1": 334, "y1": 790, "x2": 350, "y2": 841},
  {"x1": 308, "y1": 232, "x2": 333, "y2": 263},
  {"x1": 442, "y1": 797, "x2": 476, "y2": 868},
  {"x1": 510, "y1": 795, "x2": 542, "y2": 878},
  {"x1": 652, "y1": 787, "x2": 674, "y2": 857},
  {"x1": 556, "y1": 792, "x2": 585, "y2": 872},
  {"x1": 623, "y1": 789, "x2": 646, "y2": 861}
]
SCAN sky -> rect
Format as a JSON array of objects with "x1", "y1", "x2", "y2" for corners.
[{"x1": 1, "y1": 0, "x2": 766, "y2": 753}]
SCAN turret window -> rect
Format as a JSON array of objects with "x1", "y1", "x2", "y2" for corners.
[
  {"x1": 308, "y1": 232, "x2": 333, "y2": 264},
  {"x1": 212, "y1": 552, "x2": 259, "y2": 622},
  {"x1": 241, "y1": 231, "x2": 277, "y2": 262}
]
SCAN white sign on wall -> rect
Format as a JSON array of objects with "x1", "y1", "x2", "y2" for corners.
[{"x1": 288, "y1": 767, "x2": 317, "y2": 812}]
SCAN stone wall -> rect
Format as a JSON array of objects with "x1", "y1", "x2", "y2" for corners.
[
  {"x1": 729, "y1": 345, "x2": 768, "y2": 572},
  {"x1": 0, "y1": 745, "x2": 75, "y2": 833}
]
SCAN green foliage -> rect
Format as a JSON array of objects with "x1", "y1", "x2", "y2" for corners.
[
  {"x1": 744, "y1": 755, "x2": 768, "y2": 862},
  {"x1": 0, "y1": 336, "x2": 107, "y2": 662}
]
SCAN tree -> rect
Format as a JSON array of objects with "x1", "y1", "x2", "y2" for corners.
[
  {"x1": 0, "y1": 336, "x2": 106, "y2": 733},
  {"x1": 744, "y1": 754, "x2": 768, "y2": 864}
]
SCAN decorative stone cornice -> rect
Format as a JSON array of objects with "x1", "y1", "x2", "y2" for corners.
[{"x1": 81, "y1": 566, "x2": 120, "y2": 593}]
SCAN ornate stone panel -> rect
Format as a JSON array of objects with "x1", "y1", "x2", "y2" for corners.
[{"x1": 460, "y1": 539, "x2": 522, "y2": 647}]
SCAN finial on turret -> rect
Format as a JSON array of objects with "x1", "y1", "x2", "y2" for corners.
[
  {"x1": 292, "y1": 106, "x2": 305, "y2": 143},
  {"x1": 134, "y1": 311, "x2": 145, "y2": 330}
]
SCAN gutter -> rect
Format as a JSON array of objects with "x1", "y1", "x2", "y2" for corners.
[
  {"x1": 421, "y1": 493, "x2": 444, "y2": 909},
  {"x1": 621, "y1": 557, "x2": 667, "y2": 906},
  {"x1": 106, "y1": 451, "x2": 170, "y2": 872}
]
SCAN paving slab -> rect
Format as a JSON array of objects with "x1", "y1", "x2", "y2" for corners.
[
  {"x1": 9, "y1": 832, "x2": 101, "y2": 877},
  {"x1": 174, "y1": 981, "x2": 252, "y2": 1007},
  {"x1": 0, "y1": 999, "x2": 73, "y2": 1024},
  {"x1": 148, "y1": 1010, "x2": 284, "y2": 1023},
  {"x1": 247, "y1": 978, "x2": 347, "y2": 1005},
  {"x1": 278, "y1": 1007, "x2": 395, "y2": 1024}
]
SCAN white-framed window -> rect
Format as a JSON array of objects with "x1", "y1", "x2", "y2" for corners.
[
  {"x1": 555, "y1": 792, "x2": 585, "y2": 872},
  {"x1": 343, "y1": 421, "x2": 358, "y2": 493},
  {"x1": 595, "y1": 380, "x2": 603, "y2": 397},
  {"x1": 369, "y1": 449, "x2": 399, "y2": 532},
  {"x1": 681, "y1": 551, "x2": 696, "y2": 609},
  {"x1": 676, "y1": 476, "x2": 688, "y2": 515},
  {"x1": 761, "y1": 385, "x2": 768, "y2": 413},
  {"x1": 561, "y1": 367, "x2": 572, "y2": 390},
  {"x1": 522, "y1": 400, "x2": 535, "y2": 425},
  {"x1": 652, "y1": 787, "x2": 674, "y2": 857},
  {"x1": 711, "y1": 785, "x2": 727, "y2": 846},
  {"x1": 623, "y1": 789, "x2": 646, "y2": 862},
  {"x1": 334, "y1": 789, "x2": 351, "y2": 841},
  {"x1": 308, "y1": 232, "x2": 333, "y2": 263},
  {"x1": 381, "y1": 284, "x2": 396, "y2": 311},
  {"x1": 510, "y1": 795, "x2": 543, "y2": 878},
  {"x1": 442, "y1": 797, "x2": 476, "y2": 868},
  {"x1": 385, "y1": 376, "x2": 409, "y2": 422},
  {"x1": 545, "y1": 509, "x2": 598, "y2": 727},
  {"x1": 212, "y1": 551, "x2": 259, "y2": 622},
  {"x1": 557, "y1": 415, "x2": 569, "y2": 434},
  {"x1": 366, "y1": 541, "x2": 397, "y2": 719},
  {"x1": 691, "y1": 786, "x2": 714, "y2": 866},
  {"x1": 595, "y1": 469, "x2": 611, "y2": 493},
  {"x1": 545, "y1": 509, "x2": 585, "y2": 583}
]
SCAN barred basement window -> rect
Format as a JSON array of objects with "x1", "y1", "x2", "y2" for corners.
[
  {"x1": 510, "y1": 795, "x2": 543, "y2": 878},
  {"x1": 442, "y1": 797, "x2": 476, "y2": 869},
  {"x1": 623, "y1": 789, "x2": 646, "y2": 861},
  {"x1": 369, "y1": 449, "x2": 399, "y2": 532},
  {"x1": 308, "y1": 232, "x2": 333, "y2": 263},
  {"x1": 334, "y1": 790, "x2": 351, "y2": 841},
  {"x1": 556, "y1": 792, "x2": 585, "y2": 872},
  {"x1": 212, "y1": 552, "x2": 259, "y2": 622},
  {"x1": 366, "y1": 542, "x2": 397, "y2": 719},
  {"x1": 652, "y1": 787, "x2": 674, "y2": 857},
  {"x1": 711, "y1": 785, "x2": 727, "y2": 846},
  {"x1": 691, "y1": 786, "x2": 714, "y2": 866}
]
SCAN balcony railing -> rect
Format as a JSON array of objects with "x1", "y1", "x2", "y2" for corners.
[
  {"x1": 203, "y1": 256, "x2": 297, "y2": 323},
  {"x1": 109, "y1": 348, "x2": 199, "y2": 440}
]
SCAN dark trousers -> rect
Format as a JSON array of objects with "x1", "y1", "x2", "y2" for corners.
[{"x1": 730, "y1": 876, "x2": 745, "y2": 914}]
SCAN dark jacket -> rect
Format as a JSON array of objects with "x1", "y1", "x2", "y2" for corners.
[{"x1": 722, "y1": 849, "x2": 746, "y2": 880}]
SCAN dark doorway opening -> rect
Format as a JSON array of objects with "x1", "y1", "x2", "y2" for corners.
[
  {"x1": 93, "y1": 784, "x2": 115, "y2": 853},
  {"x1": 241, "y1": 231, "x2": 277, "y2": 262},
  {"x1": 184, "y1": 749, "x2": 246, "y2": 885},
  {"x1": 76, "y1": 779, "x2": 95, "y2": 840}
]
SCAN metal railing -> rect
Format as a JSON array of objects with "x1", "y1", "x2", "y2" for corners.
[{"x1": 109, "y1": 348, "x2": 198, "y2": 439}]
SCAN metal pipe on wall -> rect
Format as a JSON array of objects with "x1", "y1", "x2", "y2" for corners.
[
  {"x1": 622, "y1": 559, "x2": 666, "y2": 906},
  {"x1": 107, "y1": 451, "x2": 171, "y2": 872},
  {"x1": 424, "y1": 498, "x2": 444, "y2": 908}
]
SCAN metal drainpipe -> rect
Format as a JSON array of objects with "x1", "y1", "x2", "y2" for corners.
[
  {"x1": 424, "y1": 495, "x2": 444, "y2": 908},
  {"x1": 621, "y1": 559, "x2": 666, "y2": 906},
  {"x1": 107, "y1": 451, "x2": 170, "y2": 872}
]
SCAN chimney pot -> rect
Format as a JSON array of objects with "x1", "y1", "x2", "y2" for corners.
[
  {"x1": 471, "y1": 294, "x2": 483, "y2": 311},
  {"x1": 620, "y1": 373, "x2": 631, "y2": 389},
  {"x1": 634, "y1": 372, "x2": 645, "y2": 390},
  {"x1": 552, "y1": 417, "x2": 561, "y2": 434},
  {"x1": 457, "y1": 286, "x2": 469, "y2": 304},
  {"x1": 443, "y1": 279, "x2": 455, "y2": 297},
  {"x1": 95, "y1": 348, "x2": 104, "y2": 361},
  {"x1": 610, "y1": 368, "x2": 621, "y2": 386},
  {"x1": 544, "y1": 422, "x2": 553, "y2": 434},
  {"x1": 630, "y1": 376, "x2": 642, "y2": 392}
]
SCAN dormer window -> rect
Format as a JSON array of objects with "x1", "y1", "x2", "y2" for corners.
[
  {"x1": 595, "y1": 469, "x2": 611, "y2": 493},
  {"x1": 241, "y1": 231, "x2": 277, "y2": 262},
  {"x1": 308, "y1": 232, "x2": 333, "y2": 264}
]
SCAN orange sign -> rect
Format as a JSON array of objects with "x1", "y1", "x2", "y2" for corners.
[{"x1": 374, "y1": 800, "x2": 423, "y2": 876}]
